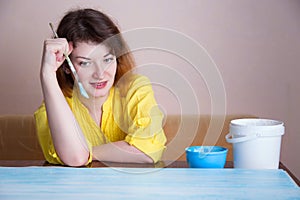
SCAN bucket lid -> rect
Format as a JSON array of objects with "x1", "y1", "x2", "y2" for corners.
[{"x1": 230, "y1": 118, "x2": 284, "y2": 137}]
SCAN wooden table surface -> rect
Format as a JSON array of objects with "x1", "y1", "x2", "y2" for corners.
[
  {"x1": 0, "y1": 160, "x2": 299, "y2": 187},
  {"x1": 0, "y1": 163, "x2": 299, "y2": 200}
]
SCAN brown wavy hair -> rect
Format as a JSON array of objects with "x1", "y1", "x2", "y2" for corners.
[{"x1": 56, "y1": 8, "x2": 135, "y2": 97}]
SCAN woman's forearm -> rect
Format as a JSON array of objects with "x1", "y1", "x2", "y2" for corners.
[
  {"x1": 92, "y1": 141, "x2": 153, "y2": 163},
  {"x1": 41, "y1": 73, "x2": 89, "y2": 166}
]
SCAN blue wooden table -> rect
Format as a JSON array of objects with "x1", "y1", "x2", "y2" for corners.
[{"x1": 0, "y1": 167, "x2": 299, "y2": 200}]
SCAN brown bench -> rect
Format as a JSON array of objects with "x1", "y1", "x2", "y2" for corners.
[{"x1": 0, "y1": 114, "x2": 256, "y2": 161}]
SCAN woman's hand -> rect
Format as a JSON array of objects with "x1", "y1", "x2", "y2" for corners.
[{"x1": 41, "y1": 38, "x2": 72, "y2": 76}]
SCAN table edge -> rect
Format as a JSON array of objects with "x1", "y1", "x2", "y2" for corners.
[{"x1": 0, "y1": 160, "x2": 298, "y2": 187}]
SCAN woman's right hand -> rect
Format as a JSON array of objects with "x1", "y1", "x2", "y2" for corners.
[{"x1": 40, "y1": 38, "x2": 72, "y2": 76}]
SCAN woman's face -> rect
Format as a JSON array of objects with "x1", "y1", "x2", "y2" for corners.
[{"x1": 70, "y1": 42, "x2": 117, "y2": 99}]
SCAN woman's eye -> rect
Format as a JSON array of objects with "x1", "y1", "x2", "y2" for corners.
[
  {"x1": 79, "y1": 61, "x2": 91, "y2": 67},
  {"x1": 104, "y1": 56, "x2": 115, "y2": 64}
]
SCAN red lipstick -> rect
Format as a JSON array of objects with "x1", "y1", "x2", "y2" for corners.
[{"x1": 91, "y1": 81, "x2": 107, "y2": 89}]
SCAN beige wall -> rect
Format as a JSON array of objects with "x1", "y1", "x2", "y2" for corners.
[{"x1": 1, "y1": 0, "x2": 299, "y2": 179}]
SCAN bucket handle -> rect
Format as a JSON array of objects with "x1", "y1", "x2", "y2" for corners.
[{"x1": 225, "y1": 133, "x2": 258, "y2": 143}]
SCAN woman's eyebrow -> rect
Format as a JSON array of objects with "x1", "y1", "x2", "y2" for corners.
[
  {"x1": 103, "y1": 52, "x2": 115, "y2": 57},
  {"x1": 74, "y1": 56, "x2": 92, "y2": 60}
]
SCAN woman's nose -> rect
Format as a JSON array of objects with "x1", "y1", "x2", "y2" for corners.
[{"x1": 92, "y1": 63, "x2": 105, "y2": 79}]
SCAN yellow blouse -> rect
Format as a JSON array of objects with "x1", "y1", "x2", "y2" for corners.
[{"x1": 34, "y1": 74, "x2": 167, "y2": 165}]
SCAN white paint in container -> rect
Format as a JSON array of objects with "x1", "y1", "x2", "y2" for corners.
[{"x1": 226, "y1": 118, "x2": 285, "y2": 169}]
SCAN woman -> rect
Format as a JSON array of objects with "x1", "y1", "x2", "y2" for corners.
[{"x1": 34, "y1": 8, "x2": 167, "y2": 166}]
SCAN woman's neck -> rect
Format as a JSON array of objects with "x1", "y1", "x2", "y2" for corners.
[{"x1": 75, "y1": 90, "x2": 109, "y2": 126}]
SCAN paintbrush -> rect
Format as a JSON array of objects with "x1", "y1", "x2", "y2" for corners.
[{"x1": 49, "y1": 23, "x2": 89, "y2": 99}]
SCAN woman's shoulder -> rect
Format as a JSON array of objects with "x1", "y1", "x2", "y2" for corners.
[
  {"x1": 126, "y1": 73, "x2": 152, "y2": 90},
  {"x1": 115, "y1": 73, "x2": 153, "y2": 97}
]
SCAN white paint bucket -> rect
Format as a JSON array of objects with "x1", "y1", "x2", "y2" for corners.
[{"x1": 225, "y1": 118, "x2": 284, "y2": 169}]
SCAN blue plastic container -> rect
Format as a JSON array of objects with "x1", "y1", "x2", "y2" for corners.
[{"x1": 185, "y1": 146, "x2": 228, "y2": 168}]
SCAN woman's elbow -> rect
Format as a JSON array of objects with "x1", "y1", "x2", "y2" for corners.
[
  {"x1": 141, "y1": 155, "x2": 155, "y2": 164},
  {"x1": 61, "y1": 154, "x2": 89, "y2": 167}
]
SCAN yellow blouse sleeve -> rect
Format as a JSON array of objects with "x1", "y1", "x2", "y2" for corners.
[
  {"x1": 34, "y1": 103, "x2": 64, "y2": 165},
  {"x1": 34, "y1": 101, "x2": 93, "y2": 165},
  {"x1": 123, "y1": 75, "x2": 167, "y2": 163}
]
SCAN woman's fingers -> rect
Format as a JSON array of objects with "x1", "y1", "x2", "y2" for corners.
[{"x1": 42, "y1": 38, "x2": 70, "y2": 72}]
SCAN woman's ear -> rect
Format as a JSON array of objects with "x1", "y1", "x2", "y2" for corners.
[{"x1": 68, "y1": 41, "x2": 74, "y2": 55}]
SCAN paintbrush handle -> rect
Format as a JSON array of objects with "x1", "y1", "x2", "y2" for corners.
[
  {"x1": 48, "y1": 23, "x2": 89, "y2": 99},
  {"x1": 49, "y1": 23, "x2": 59, "y2": 38}
]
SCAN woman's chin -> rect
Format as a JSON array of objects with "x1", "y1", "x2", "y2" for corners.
[{"x1": 90, "y1": 89, "x2": 110, "y2": 99}]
